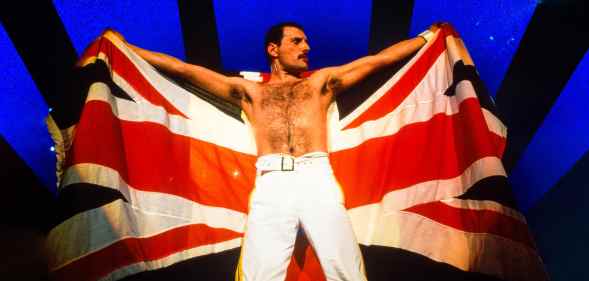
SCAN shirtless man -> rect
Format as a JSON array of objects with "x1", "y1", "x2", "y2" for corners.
[{"x1": 109, "y1": 22, "x2": 440, "y2": 281}]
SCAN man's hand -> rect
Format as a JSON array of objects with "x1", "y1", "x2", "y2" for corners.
[
  {"x1": 103, "y1": 28, "x2": 126, "y2": 43},
  {"x1": 429, "y1": 22, "x2": 451, "y2": 33}
]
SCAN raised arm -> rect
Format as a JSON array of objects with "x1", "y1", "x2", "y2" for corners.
[
  {"x1": 320, "y1": 24, "x2": 441, "y2": 94},
  {"x1": 104, "y1": 29, "x2": 244, "y2": 106}
]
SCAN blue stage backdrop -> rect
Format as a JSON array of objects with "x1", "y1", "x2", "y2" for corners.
[{"x1": 212, "y1": 0, "x2": 372, "y2": 72}]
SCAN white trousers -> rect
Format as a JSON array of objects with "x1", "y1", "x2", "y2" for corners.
[{"x1": 236, "y1": 152, "x2": 366, "y2": 281}]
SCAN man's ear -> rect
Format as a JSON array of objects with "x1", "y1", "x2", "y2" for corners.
[{"x1": 267, "y1": 43, "x2": 279, "y2": 59}]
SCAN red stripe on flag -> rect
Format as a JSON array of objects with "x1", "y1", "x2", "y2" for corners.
[
  {"x1": 331, "y1": 98, "x2": 506, "y2": 209},
  {"x1": 51, "y1": 224, "x2": 241, "y2": 281},
  {"x1": 286, "y1": 233, "x2": 326, "y2": 281},
  {"x1": 79, "y1": 38, "x2": 101, "y2": 66},
  {"x1": 79, "y1": 36, "x2": 187, "y2": 118},
  {"x1": 344, "y1": 31, "x2": 447, "y2": 129},
  {"x1": 67, "y1": 101, "x2": 256, "y2": 213},
  {"x1": 490, "y1": 130, "x2": 506, "y2": 159},
  {"x1": 404, "y1": 201, "x2": 535, "y2": 249},
  {"x1": 441, "y1": 24, "x2": 460, "y2": 38}
]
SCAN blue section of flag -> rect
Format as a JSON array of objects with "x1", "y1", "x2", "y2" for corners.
[
  {"x1": 409, "y1": 0, "x2": 537, "y2": 96},
  {"x1": 53, "y1": 0, "x2": 185, "y2": 59},
  {"x1": 0, "y1": 25, "x2": 57, "y2": 191},
  {"x1": 212, "y1": 0, "x2": 372, "y2": 72},
  {"x1": 510, "y1": 50, "x2": 589, "y2": 212}
]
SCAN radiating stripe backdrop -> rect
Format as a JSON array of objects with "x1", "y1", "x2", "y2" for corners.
[{"x1": 0, "y1": 0, "x2": 587, "y2": 280}]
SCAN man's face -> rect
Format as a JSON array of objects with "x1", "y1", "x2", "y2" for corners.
[{"x1": 273, "y1": 26, "x2": 310, "y2": 73}]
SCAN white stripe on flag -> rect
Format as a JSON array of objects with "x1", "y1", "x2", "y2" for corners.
[
  {"x1": 99, "y1": 238, "x2": 242, "y2": 281},
  {"x1": 348, "y1": 156, "x2": 506, "y2": 244},
  {"x1": 349, "y1": 209, "x2": 547, "y2": 281},
  {"x1": 85, "y1": 81, "x2": 257, "y2": 154},
  {"x1": 338, "y1": 35, "x2": 440, "y2": 128},
  {"x1": 51, "y1": 163, "x2": 247, "y2": 270}
]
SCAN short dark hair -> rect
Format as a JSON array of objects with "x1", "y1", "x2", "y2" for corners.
[{"x1": 264, "y1": 22, "x2": 305, "y2": 61}]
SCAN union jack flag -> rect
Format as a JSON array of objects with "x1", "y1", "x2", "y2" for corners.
[{"x1": 46, "y1": 26, "x2": 547, "y2": 281}]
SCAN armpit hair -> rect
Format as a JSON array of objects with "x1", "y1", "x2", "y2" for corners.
[
  {"x1": 230, "y1": 89, "x2": 243, "y2": 100},
  {"x1": 231, "y1": 85, "x2": 252, "y2": 103},
  {"x1": 323, "y1": 75, "x2": 343, "y2": 94}
]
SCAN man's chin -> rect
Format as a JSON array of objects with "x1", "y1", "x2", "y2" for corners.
[
  {"x1": 297, "y1": 62, "x2": 310, "y2": 72},
  {"x1": 286, "y1": 65, "x2": 308, "y2": 76}
]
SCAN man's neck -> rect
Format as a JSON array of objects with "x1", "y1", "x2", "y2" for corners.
[{"x1": 267, "y1": 63, "x2": 302, "y2": 84}]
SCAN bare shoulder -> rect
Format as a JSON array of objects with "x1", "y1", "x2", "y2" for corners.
[
  {"x1": 227, "y1": 76, "x2": 250, "y2": 87},
  {"x1": 308, "y1": 67, "x2": 334, "y2": 80},
  {"x1": 227, "y1": 76, "x2": 262, "y2": 101},
  {"x1": 305, "y1": 67, "x2": 332, "y2": 86},
  {"x1": 308, "y1": 67, "x2": 342, "y2": 94}
]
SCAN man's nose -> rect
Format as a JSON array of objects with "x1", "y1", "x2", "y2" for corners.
[{"x1": 301, "y1": 41, "x2": 310, "y2": 52}]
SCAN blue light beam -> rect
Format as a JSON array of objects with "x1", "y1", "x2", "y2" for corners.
[
  {"x1": 510, "y1": 49, "x2": 589, "y2": 212},
  {"x1": 0, "y1": 24, "x2": 57, "y2": 191},
  {"x1": 409, "y1": 0, "x2": 537, "y2": 96},
  {"x1": 53, "y1": 0, "x2": 185, "y2": 59}
]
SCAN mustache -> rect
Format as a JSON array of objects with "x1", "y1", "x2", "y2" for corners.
[{"x1": 298, "y1": 54, "x2": 308, "y2": 59}]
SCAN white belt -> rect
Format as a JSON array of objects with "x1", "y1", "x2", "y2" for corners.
[{"x1": 256, "y1": 152, "x2": 328, "y2": 172}]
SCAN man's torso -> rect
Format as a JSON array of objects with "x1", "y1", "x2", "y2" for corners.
[{"x1": 237, "y1": 73, "x2": 333, "y2": 157}]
